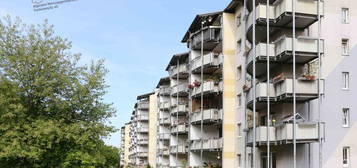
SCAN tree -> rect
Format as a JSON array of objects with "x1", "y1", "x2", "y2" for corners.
[{"x1": 0, "y1": 16, "x2": 119, "y2": 167}]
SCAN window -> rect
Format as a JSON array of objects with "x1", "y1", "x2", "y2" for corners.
[
  {"x1": 342, "y1": 108, "x2": 350, "y2": 127},
  {"x1": 342, "y1": 8, "x2": 349, "y2": 24},
  {"x1": 343, "y1": 147, "x2": 350, "y2": 168},
  {"x1": 237, "y1": 66, "x2": 242, "y2": 80},
  {"x1": 261, "y1": 153, "x2": 277, "y2": 168},
  {"x1": 342, "y1": 72, "x2": 350, "y2": 90},
  {"x1": 238, "y1": 123, "x2": 242, "y2": 137},
  {"x1": 238, "y1": 94, "x2": 242, "y2": 107},
  {"x1": 237, "y1": 40, "x2": 242, "y2": 53},
  {"x1": 236, "y1": 14, "x2": 242, "y2": 27},
  {"x1": 342, "y1": 39, "x2": 349, "y2": 56}
]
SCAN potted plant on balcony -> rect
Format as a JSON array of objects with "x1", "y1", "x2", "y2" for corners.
[
  {"x1": 301, "y1": 74, "x2": 316, "y2": 81},
  {"x1": 193, "y1": 80, "x2": 201, "y2": 87},
  {"x1": 243, "y1": 84, "x2": 250, "y2": 92},
  {"x1": 188, "y1": 84, "x2": 194, "y2": 89},
  {"x1": 272, "y1": 73, "x2": 285, "y2": 84}
]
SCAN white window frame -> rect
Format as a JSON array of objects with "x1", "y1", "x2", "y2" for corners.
[
  {"x1": 342, "y1": 8, "x2": 349, "y2": 24},
  {"x1": 238, "y1": 94, "x2": 242, "y2": 107},
  {"x1": 237, "y1": 65, "x2": 242, "y2": 80},
  {"x1": 342, "y1": 72, "x2": 350, "y2": 90},
  {"x1": 342, "y1": 39, "x2": 349, "y2": 56},
  {"x1": 342, "y1": 108, "x2": 350, "y2": 128},
  {"x1": 238, "y1": 123, "x2": 242, "y2": 137},
  {"x1": 343, "y1": 146, "x2": 350, "y2": 168},
  {"x1": 238, "y1": 154, "x2": 242, "y2": 168}
]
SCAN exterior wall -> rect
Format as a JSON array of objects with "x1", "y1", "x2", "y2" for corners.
[
  {"x1": 149, "y1": 93, "x2": 158, "y2": 167},
  {"x1": 124, "y1": 124, "x2": 131, "y2": 167},
  {"x1": 222, "y1": 12, "x2": 238, "y2": 168}
]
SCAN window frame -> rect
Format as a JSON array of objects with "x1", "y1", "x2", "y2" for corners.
[
  {"x1": 342, "y1": 8, "x2": 350, "y2": 24},
  {"x1": 342, "y1": 108, "x2": 350, "y2": 128},
  {"x1": 343, "y1": 146, "x2": 350, "y2": 168},
  {"x1": 342, "y1": 72, "x2": 350, "y2": 90},
  {"x1": 342, "y1": 39, "x2": 349, "y2": 56}
]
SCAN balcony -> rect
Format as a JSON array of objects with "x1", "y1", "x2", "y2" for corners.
[
  {"x1": 158, "y1": 117, "x2": 170, "y2": 125},
  {"x1": 158, "y1": 148, "x2": 170, "y2": 156},
  {"x1": 137, "y1": 127, "x2": 149, "y2": 133},
  {"x1": 190, "y1": 109, "x2": 223, "y2": 124},
  {"x1": 137, "y1": 101, "x2": 149, "y2": 110},
  {"x1": 171, "y1": 98, "x2": 188, "y2": 107},
  {"x1": 159, "y1": 101, "x2": 170, "y2": 110},
  {"x1": 191, "y1": 81, "x2": 222, "y2": 98},
  {"x1": 158, "y1": 133, "x2": 170, "y2": 140},
  {"x1": 246, "y1": 37, "x2": 324, "y2": 77},
  {"x1": 190, "y1": 138, "x2": 223, "y2": 151},
  {"x1": 171, "y1": 124, "x2": 188, "y2": 134},
  {"x1": 171, "y1": 104, "x2": 189, "y2": 116},
  {"x1": 138, "y1": 139, "x2": 148, "y2": 145},
  {"x1": 190, "y1": 26, "x2": 221, "y2": 50},
  {"x1": 191, "y1": 53, "x2": 222, "y2": 74},
  {"x1": 169, "y1": 64, "x2": 189, "y2": 79},
  {"x1": 159, "y1": 87, "x2": 171, "y2": 96},
  {"x1": 170, "y1": 145, "x2": 188, "y2": 154},
  {"x1": 246, "y1": 0, "x2": 324, "y2": 42},
  {"x1": 137, "y1": 114, "x2": 149, "y2": 121},
  {"x1": 171, "y1": 84, "x2": 189, "y2": 97},
  {"x1": 137, "y1": 152, "x2": 148, "y2": 158},
  {"x1": 247, "y1": 78, "x2": 323, "y2": 109},
  {"x1": 247, "y1": 122, "x2": 324, "y2": 146}
]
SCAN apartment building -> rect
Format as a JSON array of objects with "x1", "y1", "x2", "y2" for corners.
[
  {"x1": 120, "y1": 123, "x2": 131, "y2": 167},
  {"x1": 121, "y1": 0, "x2": 357, "y2": 167}
]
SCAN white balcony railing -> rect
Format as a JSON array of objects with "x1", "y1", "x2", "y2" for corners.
[
  {"x1": 159, "y1": 101, "x2": 170, "y2": 110},
  {"x1": 171, "y1": 98, "x2": 188, "y2": 107},
  {"x1": 137, "y1": 114, "x2": 149, "y2": 121},
  {"x1": 171, "y1": 104, "x2": 189, "y2": 115},
  {"x1": 171, "y1": 84, "x2": 189, "y2": 96},
  {"x1": 137, "y1": 127, "x2": 149, "y2": 133},
  {"x1": 247, "y1": 122, "x2": 324, "y2": 144},
  {"x1": 190, "y1": 26, "x2": 221, "y2": 50},
  {"x1": 137, "y1": 101, "x2": 149, "y2": 110},
  {"x1": 190, "y1": 109, "x2": 223, "y2": 123},
  {"x1": 159, "y1": 87, "x2": 171, "y2": 96},
  {"x1": 171, "y1": 124, "x2": 188, "y2": 134},
  {"x1": 191, "y1": 81, "x2": 222, "y2": 97},
  {"x1": 191, "y1": 53, "x2": 222, "y2": 72},
  {"x1": 170, "y1": 145, "x2": 188, "y2": 154},
  {"x1": 169, "y1": 64, "x2": 188, "y2": 78},
  {"x1": 158, "y1": 133, "x2": 170, "y2": 140},
  {"x1": 158, "y1": 117, "x2": 170, "y2": 125},
  {"x1": 190, "y1": 138, "x2": 223, "y2": 151}
]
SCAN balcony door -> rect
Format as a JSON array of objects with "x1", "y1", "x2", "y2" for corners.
[{"x1": 261, "y1": 153, "x2": 276, "y2": 168}]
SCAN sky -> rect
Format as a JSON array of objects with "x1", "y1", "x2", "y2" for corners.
[{"x1": 0, "y1": 0, "x2": 231, "y2": 147}]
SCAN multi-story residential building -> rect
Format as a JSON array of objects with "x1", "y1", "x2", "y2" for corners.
[
  {"x1": 167, "y1": 53, "x2": 190, "y2": 167},
  {"x1": 156, "y1": 77, "x2": 172, "y2": 168},
  {"x1": 121, "y1": 0, "x2": 357, "y2": 167},
  {"x1": 120, "y1": 123, "x2": 131, "y2": 168}
]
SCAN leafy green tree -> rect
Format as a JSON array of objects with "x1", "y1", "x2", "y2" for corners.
[{"x1": 0, "y1": 16, "x2": 119, "y2": 168}]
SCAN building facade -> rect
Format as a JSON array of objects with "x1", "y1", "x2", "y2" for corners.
[{"x1": 120, "y1": 0, "x2": 357, "y2": 167}]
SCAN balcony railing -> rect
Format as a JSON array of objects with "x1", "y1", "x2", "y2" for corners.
[
  {"x1": 171, "y1": 84, "x2": 189, "y2": 97},
  {"x1": 246, "y1": 0, "x2": 324, "y2": 42},
  {"x1": 159, "y1": 101, "x2": 170, "y2": 110},
  {"x1": 158, "y1": 133, "x2": 170, "y2": 140},
  {"x1": 190, "y1": 138, "x2": 223, "y2": 151},
  {"x1": 191, "y1": 53, "x2": 222, "y2": 73},
  {"x1": 170, "y1": 145, "x2": 188, "y2": 154},
  {"x1": 171, "y1": 104, "x2": 189, "y2": 116},
  {"x1": 138, "y1": 139, "x2": 148, "y2": 145},
  {"x1": 137, "y1": 127, "x2": 149, "y2": 133},
  {"x1": 158, "y1": 148, "x2": 170, "y2": 156},
  {"x1": 158, "y1": 117, "x2": 170, "y2": 125},
  {"x1": 190, "y1": 26, "x2": 221, "y2": 50},
  {"x1": 159, "y1": 87, "x2": 171, "y2": 96},
  {"x1": 190, "y1": 109, "x2": 223, "y2": 124},
  {"x1": 171, "y1": 124, "x2": 188, "y2": 134},
  {"x1": 246, "y1": 37, "x2": 324, "y2": 77},
  {"x1": 137, "y1": 101, "x2": 149, "y2": 110},
  {"x1": 191, "y1": 81, "x2": 222, "y2": 98},
  {"x1": 247, "y1": 78, "x2": 323, "y2": 109},
  {"x1": 169, "y1": 64, "x2": 189, "y2": 79},
  {"x1": 137, "y1": 114, "x2": 149, "y2": 121},
  {"x1": 171, "y1": 98, "x2": 188, "y2": 107},
  {"x1": 137, "y1": 152, "x2": 148, "y2": 157},
  {"x1": 247, "y1": 122, "x2": 324, "y2": 145}
]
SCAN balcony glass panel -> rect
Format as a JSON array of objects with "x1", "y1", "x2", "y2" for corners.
[
  {"x1": 191, "y1": 81, "x2": 222, "y2": 97},
  {"x1": 190, "y1": 109, "x2": 223, "y2": 124}
]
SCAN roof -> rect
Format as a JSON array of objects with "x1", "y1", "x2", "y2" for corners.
[
  {"x1": 137, "y1": 92, "x2": 154, "y2": 100},
  {"x1": 156, "y1": 77, "x2": 170, "y2": 88},
  {"x1": 181, "y1": 11, "x2": 222, "y2": 43},
  {"x1": 224, "y1": 0, "x2": 242, "y2": 13},
  {"x1": 165, "y1": 52, "x2": 189, "y2": 71}
]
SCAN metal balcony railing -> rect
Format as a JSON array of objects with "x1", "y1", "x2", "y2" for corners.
[
  {"x1": 159, "y1": 101, "x2": 170, "y2": 110},
  {"x1": 159, "y1": 87, "x2": 171, "y2": 96},
  {"x1": 137, "y1": 114, "x2": 149, "y2": 121},
  {"x1": 191, "y1": 53, "x2": 222, "y2": 73},
  {"x1": 247, "y1": 122, "x2": 325, "y2": 145},
  {"x1": 158, "y1": 133, "x2": 170, "y2": 140},
  {"x1": 190, "y1": 26, "x2": 221, "y2": 50},
  {"x1": 137, "y1": 101, "x2": 149, "y2": 110},
  {"x1": 190, "y1": 109, "x2": 223, "y2": 124},
  {"x1": 171, "y1": 84, "x2": 189, "y2": 96},
  {"x1": 168, "y1": 64, "x2": 189, "y2": 78},
  {"x1": 171, "y1": 104, "x2": 189, "y2": 115},
  {"x1": 137, "y1": 127, "x2": 149, "y2": 133},
  {"x1": 158, "y1": 148, "x2": 170, "y2": 155},
  {"x1": 171, "y1": 98, "x2": 188, "y2": 107},
  {"x1": 171, "y1": 124, "x2": 188, "y2": 134},
  {"x1": 170, "y1": 145, "x2": 188, "y2": 154},
  {"x1": 137, "y1": 139, "x2": 148, "y2": 145},
  {"x1": 191, "y1": 81, "x2": 223, "y2": 98},
  {"x1": 158, "y1": 117, "x2": 170, "y2": 125},
  {"x1": 190, "y1": 138, "x2": 223, "y2": 151}
]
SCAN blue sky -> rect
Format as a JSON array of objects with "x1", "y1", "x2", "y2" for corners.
[{"x1": 0, "y1": 0, "x2": 231, "y2": 147}]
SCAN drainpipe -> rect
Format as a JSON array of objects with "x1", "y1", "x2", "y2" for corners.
[
  {"x1": 292, "y1": 0, "x2": 297, "y2": 168},
  {"x1": 252, "y1": 0, "x2": 257, "y2": 167},
  {"x1": 317, "y1": 0, "x2": 323, "y2": 167},
  {"x1": 266, "y1": 0, "x2": 271, "y2": 168},
  {"x1": 200, "y1": 19, "x2": 205, "y2": 167}
]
